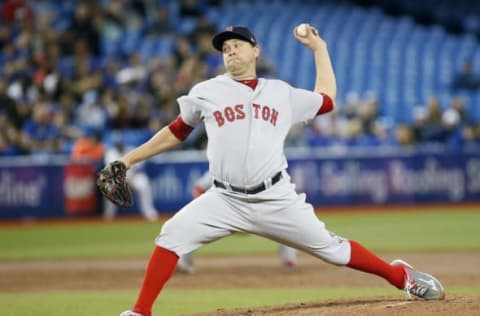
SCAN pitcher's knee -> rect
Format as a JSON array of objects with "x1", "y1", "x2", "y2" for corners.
[
  {"x1": 155, "y1": 217, "x2": 195, "y2": 256},
  {"x1": 314, "y1": 235, "x2": 352, "y2": 266}
]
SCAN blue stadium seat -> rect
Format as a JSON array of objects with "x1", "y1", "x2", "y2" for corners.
[
  {"x1": 139, "y1": 37, "x2": 157, "y2": 62},
  {"x1": 120, "y1": 29, "x2": 142, "y2": 56},
  {"x1": 154, "y1": 36, "x2": 175, "y2": 57}
]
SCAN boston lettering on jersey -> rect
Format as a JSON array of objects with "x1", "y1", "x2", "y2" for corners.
[{"x1": 213, "y1": 103, "x2": 279, "y2": 127}]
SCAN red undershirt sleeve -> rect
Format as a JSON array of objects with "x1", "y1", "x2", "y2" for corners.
[
  {"x1": 168, "y1": 115, "x2": 194, "y2": 141},
  {"x1": 316, "y1": 93, "x2": 334, "y2": 115}
]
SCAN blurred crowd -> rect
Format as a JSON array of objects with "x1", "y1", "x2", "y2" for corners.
[
  {"x1": 0, "y1": 0, "x2": 479, "y2": 160},
  {"x1": 0, "y1": 0, "x2": 224, "y2": 159},
  {"x1": 299, "y1": 90, "x2": 480, "y2": 152}
]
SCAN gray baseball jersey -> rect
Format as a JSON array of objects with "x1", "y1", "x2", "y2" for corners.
[
  {"x1": 178, "y1": 75, "x2": 323, "y2": 186},
  {"x1": 156, "y1": 74, "x2": 350, "y2": 265}
]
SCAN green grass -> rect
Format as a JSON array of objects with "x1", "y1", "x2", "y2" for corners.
[
  {"x1": 0, "y1": 221, "x2": 164, "y2": 260},
  {"x1": 1, "y1": 287, "x2": 480, "y2": 316},
  {"x1": 320, "y1": 210, "x2": 480, "y2": 252},
  {"x1": 0, "y1": 208, "x2": 479, "y2": 315},
  {"x1": 0, "y1": 209, "x2": 479, "y2": 260}
]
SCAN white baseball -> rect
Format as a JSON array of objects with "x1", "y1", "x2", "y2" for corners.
[{"x1": 296, "y1": 23, "x2": 309, "y2": 37}]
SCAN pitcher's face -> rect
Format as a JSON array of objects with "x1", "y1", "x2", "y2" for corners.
[{"x1": 222, "y1": 39, "x2": 258, "y2": 78}]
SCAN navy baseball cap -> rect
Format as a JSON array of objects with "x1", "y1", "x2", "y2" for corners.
[{"x1": 212, "y1": 26, "x2": 257, "y2": 51}]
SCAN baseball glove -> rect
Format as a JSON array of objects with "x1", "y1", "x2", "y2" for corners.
[{"x1": 96, "y1": 161, "x2": 133, "y2": 207}]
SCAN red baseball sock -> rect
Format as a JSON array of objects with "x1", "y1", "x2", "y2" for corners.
[
  {"x1": 347, "y1": 240, "x2": 405, "y2": 289},
  {"x1": 132, "y1": 246, "x2": 179, "y2": 316}
]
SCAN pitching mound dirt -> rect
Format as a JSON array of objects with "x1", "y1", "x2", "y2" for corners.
[
  {"x1": 191, "y1": 295, "x2": 480, "y2": 316},
  {"x1": 1, "y1": 251, "x2": 479, "y2": 315}
]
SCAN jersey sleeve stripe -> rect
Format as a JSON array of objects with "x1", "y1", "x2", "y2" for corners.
[
  {"x1": 168, "y1": 114, "x2": 194, "y2": 141},
  {"x1": 316, "y1": 93, "x2": 334, "y2": 115}
]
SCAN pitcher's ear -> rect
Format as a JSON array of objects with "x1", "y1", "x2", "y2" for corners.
[{"x1": 254, "y1": 45, "x2": 261, "y2": 58}]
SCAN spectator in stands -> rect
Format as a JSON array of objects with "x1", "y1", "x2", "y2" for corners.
[
  {"x1": 173, "y1": 36, "x2": 194, "y2": 68},
  {"x1": 0, "y1": 78, "x2": 22, "y2": 128},
  {"x1": 52, "y1": 110, "x2": 82, "y2": 154},
  {"x1": 75, "y1": 90, "x2": 108, "y2": 132},
  {"x1": 356, "y1": 92, "x2": 379, "y2": 136},
  {"x1": 0, "y1": 76, "x2": 29, "y2": 154},
  {"x1": 131, "y1": 99, "x2": 154, "y2": 129},
  {"x1": 394, "y1": 124, "x2": 416, "y2": 147},
  {"x1": 70, "y1": 128, "x2": 105, "y2": 163},
  {"x1": 343, "y1": 118, "x2": 368, "y2": 147},
  {"x1": 145, "y1": 7, "x2": 173, "y2": 37},
  {"x1": 0, "y1": 131, "x2": 14, "y2": 156},
  {"x1": 418, "y1": 96, "x2": 444, "y2": 142},
  {"x1": 196, "y1": 27, "x2": 222, "y2": 77},
  {"x1": 462, "y1": 125, "x2": 476, "y2": 148},
  {"x1": 412, "y1": 106, "x2": 427, "y2": 143},
  {"x1": 340, "y1": 91, "x2": 362, "y2": 119},
  {"x1": 179, "y1": 0, "x2": 205, "y2": 17},
  {"x1": 139, "y1": 115, "x2": 164, "y2": 143},
  {"x1": 4, "y1": 0, "x2": 479, "y2": 159},
  {"x1": 204, "y1": 0, "x2": 223, "y2": 6},
  {"x1": 62, "y1": 3, "x2": 101, "y2": 56},
  {"x1": 449, "y1": 97, "x2": 470, "y2": 125},
  {"x1": 372, "y1": 117, "x2": 396, "y2": 147},
  {"x1": 129, "y1": 0, "x2": 147, "y2": 20},
  {"x1": 146, "y1": 67, "x2": 178, "y2": 125},
  {"x1": 56, "y1": 92, "x2": 77, "y2": 124},
  {"x1": 98, "y1": 0, "x2": 125, "y2": 44},
  {"x1": 0, "y1": 24, "x2": 10, "y2": 49},
  {"x1": 109, "y1": 93, "x2": 133, "y2": 129},
  {"x1": 441, "y1": 108, "x2": 463, "y2": 150},
  {"x1": 71, "y1": 127, "x2": 105, "y2": 217},
  {"x1": 70, "y1": 41, "x2": 103, "y2": 97},
  {"x1": 189, "y1": 15, "x2": 216, "y2": 44},
  {"x1": 304, "y1": 116, "x2": 333, "y2": 148},
  {"x1": 0, "y1": 112, "x2": 23, "y2": 155},
  {"x1": 175, "y1": 55, "x2": 208, "y2": 94},
  {"x1": 100, "y1": 88, "x2": 125, "y2": 128},
  {"x1": 462, "y1": 123, "x2": 480, "y2": 149},
  {"x1": 473, "y1": 124, "x2": 480, "y2": 146},
  {"x1": 116, "y1": 52, "x2": 148, "y2": 86},
  {"x1": 13, "y1": 26, "x2": 33, "y2": 63},
  {"x1": 21, "y1": 102, "x2": 61, "y2": 154},
  {"x1": 1, "y1": 0, "x2": 34, "y2": 25},
  {"x1": 451, "y1": 60, "x2": 480, "y2": 91}
]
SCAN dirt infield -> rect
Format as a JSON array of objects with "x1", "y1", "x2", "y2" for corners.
[
  {"x1": 191, "y1": 295, "x2": 480, "y2": 316},
  {"x1": 1, "y1": 252, "x2": 479, "y2": 315}
]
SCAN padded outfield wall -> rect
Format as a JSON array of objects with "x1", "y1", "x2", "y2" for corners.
[{"x1": 0, "y1": 148, "x2": 479, "y2": 219}]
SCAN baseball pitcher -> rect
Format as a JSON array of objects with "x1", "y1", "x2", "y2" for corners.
[{"x1": 97, "y1": 24, "x2": 445, "y2": 316}]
